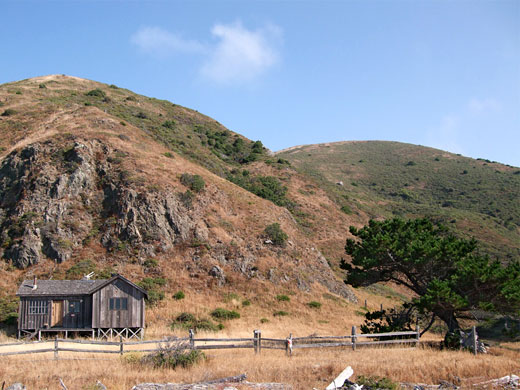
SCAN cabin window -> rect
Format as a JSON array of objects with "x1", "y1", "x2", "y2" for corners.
[
  {"x1": 28, "y1": 300, "x2": 48, "y2": 315},
  {"x1": 69, "y1": 301, "x2": 81, "y2": 313},
  {"x1": 109, "y1": 298, "x2": 128, "y2": 311}
]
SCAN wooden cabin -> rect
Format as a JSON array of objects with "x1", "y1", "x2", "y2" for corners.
[{"x1": 16, "y1": 274, "x2": 147, "y2": 340}]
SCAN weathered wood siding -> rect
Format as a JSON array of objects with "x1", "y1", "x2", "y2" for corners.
[
  {"x1": 18, "y1": 298, "x2": 51, "y2": 330},
  {"x1": 18, "y1": 296, "x2": 91, "y2": 330},
  {"x1": 91, "y1": 279, "x2": 145, "y2": 328}
]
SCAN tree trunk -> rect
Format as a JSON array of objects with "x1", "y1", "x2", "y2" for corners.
[{"x1": 436, "y1": 311, "x2": 460, "y2": 332}]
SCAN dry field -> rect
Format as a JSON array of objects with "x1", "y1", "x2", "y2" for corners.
[
  {"x1": 0, "y1": 344, "x2": 519, "y2": 390},
  {"x1": 2, "y1": 287, "x2": 518, "y2": 389}
]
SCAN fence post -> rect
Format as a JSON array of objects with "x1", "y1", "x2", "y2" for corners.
[
  {"x1": 415, "y1": 324, "x2": 420, "y2": 348},
  {"x1": 364, "y1": 299, "x2": 367, "y2": 309},
  {"x1": 380, "y1": 303, "x2": 383, "y2": 311},
  {"x1": 472, "y1": 326, "x2": 478, "y2": 356},
  {"x1": 253, "y1": 330, "x2": 258, "y2": 354},
  {"x1": 351, "y1": 326, "x2": 357, "y2": 351},
  {"x1": 189, "y1": 329, "x2": 195, "y2": 349},
  {"x1": 119, "y1": 335, "x2": 124, "y2": 355},
  {"x1": 258, "y1": 330, "x2": 262, "y2": 354},
  {"x1": 285, "y1": 333, "x2": 293, "y2": 357},
  {"x1": 54, "y1": 336, "x2": 58, "y2": 360}
]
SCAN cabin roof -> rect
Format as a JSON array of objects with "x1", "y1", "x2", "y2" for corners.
[{"x1": 16, "y1": 274, "x2": 147, "y2": 297}]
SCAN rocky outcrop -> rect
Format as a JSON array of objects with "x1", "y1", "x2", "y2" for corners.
[{"x1": 0, "y1": 139, "x2": 195, "y2": 268}]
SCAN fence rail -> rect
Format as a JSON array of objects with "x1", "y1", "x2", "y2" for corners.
[{"x1": 0, "y1": 325, "x2": 421, "y2": 358}]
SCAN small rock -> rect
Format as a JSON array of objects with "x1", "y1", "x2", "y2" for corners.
[
  {"x1": 7, "y1": 384, "x2": 26, "y2": 390},
  {"x1": 209, "y1": 265, "x2": 225, "y2": 285}
]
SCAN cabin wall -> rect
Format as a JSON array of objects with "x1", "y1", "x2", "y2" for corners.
[
  {"x1": 18, "y1": 296, "x2": 90, "y2": 330},
  {"x1": 92, "y1": 279, "x2": 145, "y2": 329},
  {"x1": 18, "y1": 298, "x2": 51, "y2": 330}
]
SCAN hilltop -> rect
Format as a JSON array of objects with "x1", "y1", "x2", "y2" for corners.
[{"x1": 277, "y1": 140, "x2": 520, "y2": 261}]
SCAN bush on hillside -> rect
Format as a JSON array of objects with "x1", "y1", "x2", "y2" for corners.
[
  {"x1": 180, "y1": 173, "x2": 205, "y2": 193},
  {"x1": 138, "y1": 277, "x2": 167, "y2": 305},
  {"x1": 276, "y1": 294, "x2": 290, "y2": 302},
  {"x1": 173, "y1": 291, "x2": 185, "y2": 300},
  {"x1": 85, "y1": 88, "x2": 106, "y2": 98},
  {"x1": 307, "y1": 301, "x2": 322, "y2": 309},
  {"x1": 210, "y1": 308, "x2": 240, "y2": 320},
  {"x1": 171, "y1": 312, "x2": 222, "y2": 332},
  {"x1": 0, "y1": 295, "x2": 19, "y2": 326},
  {"x1": 264, "y1": 223, "x2": 288, "y2": 246}
]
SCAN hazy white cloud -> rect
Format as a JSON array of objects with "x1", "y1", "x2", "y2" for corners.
[
  {"x1": 131, "y1": 27, "x2": 205, "y2": 57},
  {"x1": 467, "y1": 98, "x2": 501, "y2": 113},
  {"x1": 200, "y1": 22, "x2": 281, "y2": 85},
  {"x1": 131, "y1": 22, "x2": 281, "y2": 85}
]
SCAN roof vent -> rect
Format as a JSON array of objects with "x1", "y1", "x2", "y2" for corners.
[
  {"x1": 32, "y1": 276, "x2": 37, "y2": 290},
  {"x1": 83, "y1": 272, "x2": 95, "y2": 280}
]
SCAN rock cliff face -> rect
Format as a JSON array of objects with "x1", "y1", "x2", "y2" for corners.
[
  {"x1": 0, "y1": 138, "x2": 194, "y2": 268},
  {"x1": 0, "y1": 137, "x2": 356, "y2": 302}
]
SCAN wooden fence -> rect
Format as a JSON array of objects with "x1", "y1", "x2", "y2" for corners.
[{"x1": 0, "y1": 325, "x2": 421, "y2": 358}]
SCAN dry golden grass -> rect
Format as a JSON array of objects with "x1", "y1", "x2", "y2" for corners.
[{"x1": 0, "y1": 344, "x2": 518, "y2": 390}]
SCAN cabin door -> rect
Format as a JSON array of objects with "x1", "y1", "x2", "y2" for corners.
[{"x1": 51, "y1": 300, "x2": 64, "y2": 327}]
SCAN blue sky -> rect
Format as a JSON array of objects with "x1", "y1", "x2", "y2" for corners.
[{"x1": 2, "y1": 1, "x2": 519, "y2": 166}]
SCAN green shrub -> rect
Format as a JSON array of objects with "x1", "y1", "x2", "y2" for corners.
[
  {"x1": 162, "y1": 120, "x2": 176, "y2": 130},
  {"x1": 164, "y1": 152, "x2": 174, "y2": 158},
  {"x1": 264, "y1": 223, "x2": 288, "y2": 246},
  {"x1": 0, "y1": 295, "x2": 19, "y2": 325},
  {"x1": 173, "y1": 291, "x2": 185, "y2": 300},
  {"x1": 242, "y1": 299, "x2": 251, "y2": 307},
  {"x1": 273, "y1": 310, "x2": 289, "y2": 317},
  {"x1": 307, "y1": 301, "x2": 322, "y2": 309},
  {"x1": 260, "y1": 318, "x2": 270, "y2": 323},
  {"x1": 171, "y1": 312, "x2": 221, "y2": 332},
  {"x1": 1, "y1": 109, "x2": 17, "y2": 117},
  {"x1": 355, "y1": 376, "x2": 398, "y2": 390},
  {"x1": 307, "y1": 301, "x2": 321, "y2": 309},
  {"x1": 135, "y1": 111, "x2": 148, "y2": 119},
  {"x1": 180, "y1": 173, "x2": 205, "y2": 193},
  {"x1": 66, "y1": 259, "x2": 96, "y2": 279},
  {"x1": 143, "y1": 258, "x2": 158, "y2": 269},
  {"x1": 147, "y1": 290, "x2": 165, "y2": 305},
  {"x1": 86, "y1": 88, "x2": 106, "y2": 98},
  {"x1": 340, "y1": 205, "x2": 352, "y2": 214},
  {"x1": 39, "y1": 83, "x2": 47, "y2": 89},
  {"x1": 109, "y1": 84, "x2": 118, "y2": 89},
  {"x1": 276, "y1": 294, "x2": 290, "y2": 302},
  {"x1": 226, "y1": 173, "x2": 294, "y2": 209},
  {"x1": 141, "y1": 340, "x2": 204, "y2": 369},
  {"x1": 138, "y1": 277, "x2": 167, "y2": 305},
  {"x1": 210, "y1": 308, "x2": 240, "y2": 320}
]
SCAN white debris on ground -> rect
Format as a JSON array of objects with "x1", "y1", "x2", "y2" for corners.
[
  {"x1": 326, "y1": 366, "x2": 354, "y2": 390},
  {"x1": 325, "y1": 367, "x2": 519, "y2": 390}
]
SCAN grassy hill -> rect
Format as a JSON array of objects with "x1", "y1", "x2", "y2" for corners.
[{"x1": 277, "y1": 141, "x2": 520, "y2": 261}]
